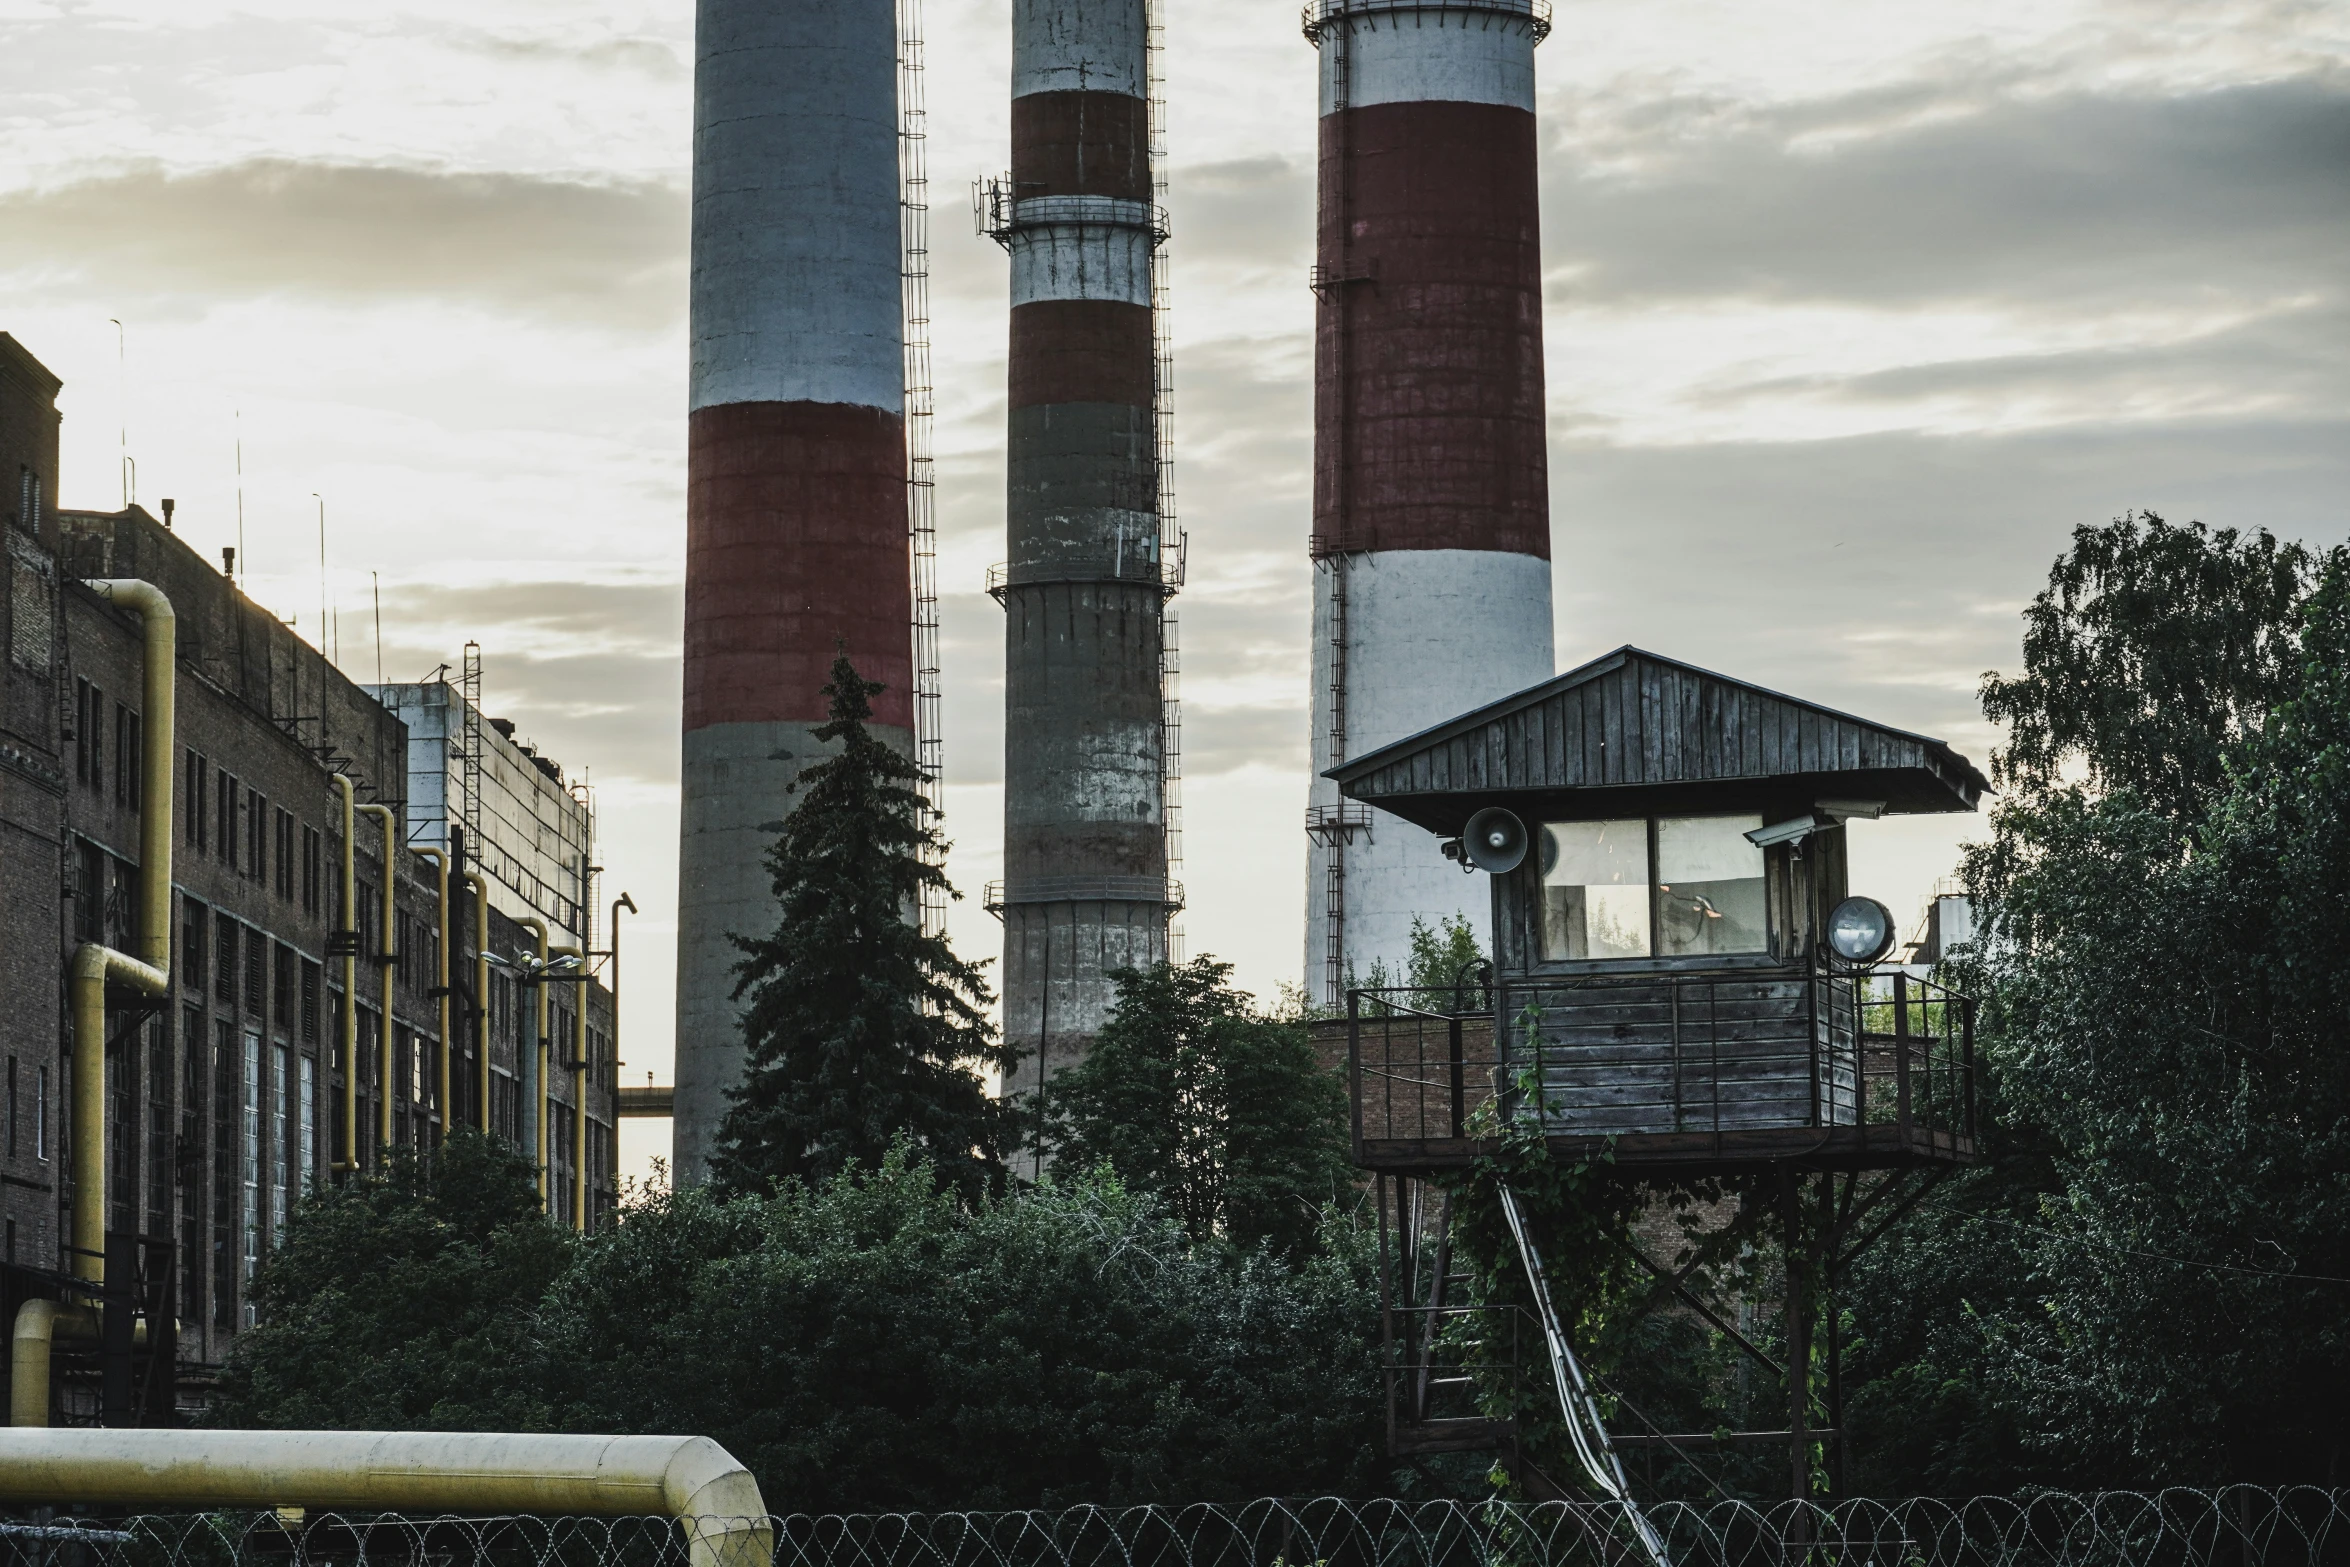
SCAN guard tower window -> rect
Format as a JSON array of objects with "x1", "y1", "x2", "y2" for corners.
[
  {"x1": 1656, "y1": 815, "x2": 1766, "y2": 956},
  {"x1": 1539, "y1": 814, "x2": 1766, "y2": 962}
]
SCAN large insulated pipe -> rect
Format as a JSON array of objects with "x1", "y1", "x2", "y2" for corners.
[
  {"x1": 992, "y1": 0, "x2": 1173, "y2": 1096},
  {"x1": 463, "y1": 869, "x2": 492, "y2": 1133},
  {"x1": 414, "y1": 846, "x2": 452, "y2": 1145},
  {"x1": 0, "y1": 1430, "x2": 773, "y2": 1567},
  {"x1": 359, "y1": 802, "x2": 398, "y2": 1165},
  {"x1": 23, "y1": 579, "x2": 175, "y2": 1424},
  {"x1": 1301, "y1": 0, "x2": 1558, "y2": 1003},
  {"x1": 676, "y1": 0, "x2": 914, "y2": 1186},
  {"x1": 333, "y1": 773, "x2": 359, "y2": 1170}
]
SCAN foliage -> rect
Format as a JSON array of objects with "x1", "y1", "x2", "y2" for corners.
[
  {"x1": 711, "y1": 654, "x2": 1016, "y2": 1206},
  {"x1": 1842, "y1": 524, "x2": 2350, "y2": 1490},
  {"x1": 541, "y1": 1147, "x2": 1387, "y2": 1510},
  {"x1": 1036, "y1": 958, "x2": 1353, "y2": 1260},
  {"x1": 1978, "y1": 512, "x2": 2314, "y2": 822},
  {"x1": 213, "y1": 1129, "x2": 569, "y2": 1430},
  {"x1": 1356, "y1": 913, "x2": 1487, "y2": 999}
]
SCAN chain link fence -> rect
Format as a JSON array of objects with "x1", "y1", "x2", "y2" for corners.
[{"x1": 4, "y1": 1493, "x2": 2345, "y2": 1567}]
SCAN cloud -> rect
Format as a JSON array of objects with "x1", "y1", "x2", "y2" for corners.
[
  {"x1": 1543, "y1": 75, "x2": 2350, "y2": 309},
  {"x1": 0, "y1": 159, "x2": 685, "y2": 321}
]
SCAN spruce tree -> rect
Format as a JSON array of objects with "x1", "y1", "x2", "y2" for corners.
[{"x1": 710, "y1": 655, "x2": 1014, "y2": 1203}]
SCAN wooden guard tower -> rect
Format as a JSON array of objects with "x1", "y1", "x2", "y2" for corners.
[{"x1": 1325, "y1": 646, "x2": 1990, "y2": 1497}]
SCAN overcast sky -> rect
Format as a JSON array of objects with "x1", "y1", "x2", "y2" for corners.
[{"x1": 6, "y1": 0, "x2": 2344, "y2": 1180}]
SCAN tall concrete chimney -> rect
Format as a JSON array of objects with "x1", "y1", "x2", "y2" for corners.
[
  {"x1": 1302, "y1": 0, "x2": 1557, "y2": 1005},
  {"x1": 986, "y1": 0, "x2": 1176, "y2": 1107},
  {"x1": 675, "y1": 0, "x2": 913, "y2": 1184}
]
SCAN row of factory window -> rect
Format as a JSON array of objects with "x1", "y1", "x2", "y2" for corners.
[
  {"x1": 177, "y1": 747, "x2": 328, "y2": 908},
  {"x1": 71, "y1": 677, "x2": 141, "y2": 808}
]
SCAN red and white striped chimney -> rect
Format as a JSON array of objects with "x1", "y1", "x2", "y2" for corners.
[
  {"x1": 1302, "y1": 0, "x2": 1557, "y2": 1005},
  {"x1": 674, "y1": 0, "x2": 912, "y2": 1184}
]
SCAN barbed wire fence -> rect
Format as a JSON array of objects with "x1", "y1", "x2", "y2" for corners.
[{"x1": 4, "y1": 1493, "x2": 2346, "y2": 1567}]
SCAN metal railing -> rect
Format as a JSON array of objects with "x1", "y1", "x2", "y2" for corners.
[
  {"x1": 17, "y1": 1492, "x2": 2347, "y2": 1567},
  {"x1": 1343, "y1": 966, "x2": 1973, "y2": 1160},
  {"x1": 982, "y1": 877, "x2": 1186, "y2": 916},
  {"x1": 1301, "y1": 0, "x2": 1552, "y2": 44}
]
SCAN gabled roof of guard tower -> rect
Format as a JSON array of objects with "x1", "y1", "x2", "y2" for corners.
[{"x1": 1326, "y1": 645, "x2": 1990, "y2": 835}]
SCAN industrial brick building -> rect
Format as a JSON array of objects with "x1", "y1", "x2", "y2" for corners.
[{"x1": 0, "y1": 333, "x2": 617, "y2": 1419}]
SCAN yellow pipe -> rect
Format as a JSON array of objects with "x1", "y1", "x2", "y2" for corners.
[
  {"x1": 359, "y1": 803, "x2": 397, "y2": 1165},
  {"x1": 520, "y1": 917, "x2": 550, "y2": 1206},
  {"x1": 70, "y1": 580, "x2": 174, "y2": 1279},
  {"x1": 413, "y1": 847, "x2": 451, "y2": 1145},
  {"x1": 10, "y1": 1301, "x2": 93, "y2": 1428},
  {"x1": 26, "y1": 579, "x2": 174, "y2": 1425},
  {"x1": 332, "y1": 774, "x2": 358, "y2": 1171},
  {"x1": 463, "y1": 870, "x2": 491, "y2": 1133},
  {"x1": 0, "y1": 1429, "x2": 773, "y2": 1567}
]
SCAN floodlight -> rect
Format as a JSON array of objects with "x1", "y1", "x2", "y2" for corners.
[{"x1": 1826, "y1": 896, "x2": 1896, "y2": 964}]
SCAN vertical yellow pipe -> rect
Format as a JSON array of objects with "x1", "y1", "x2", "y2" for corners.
[
  {"x1": 518, "y1": 917, "x2": 549, "y2": 1207},
  {"x1": 358, "y1": 803, "x2": 397, "y2": 1166},
  {"x1": 29, "y1": 579, "x2": 175, "y2": 1425},
  {"x1": 413, "y1": 848, "x2": 451, "y2": 1146},
  {"x1": 332, "y1": 775, "x2": 357, "y2": 1172},
  {"x1": 462, "y1": 871, "x2": 491, "y2": 1133},
  {"x1": 71, "y1": 580, "x2": 175, "y2": 1279}
]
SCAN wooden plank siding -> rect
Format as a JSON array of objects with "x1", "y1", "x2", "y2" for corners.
[{"x1": 1338, "y1": 649, "x2": 1982, "y2": 812}]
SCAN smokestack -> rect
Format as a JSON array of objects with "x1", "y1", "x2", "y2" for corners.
[
  {"x1": 1302, "y1": 0, "x2": 1556, "y2": 1006},
  {"x1": 675, "y1": 0, "x2": 913, "y2": 1184},
  {"x1": 988, "y1": 0, "x2": 1174, "y2": 1104}
]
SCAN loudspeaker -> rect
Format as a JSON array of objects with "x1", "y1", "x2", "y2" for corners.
[{"x1": 1461, "y1": 807, "x2": 1529, "y2": 875}]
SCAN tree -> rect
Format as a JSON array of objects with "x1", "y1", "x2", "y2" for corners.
[
  {"x1": 213, "y1": 1130, "x2": 567, "y2": 1430},
  {"x1": 1038, "y1": 958, "x2": 1354, "y2": 1259},
  {"x1": 1978, "y1": 511, "x2": 2314, "y2": 823},
  {"x1": 541, "y1": 1148, "x2": 1386, "y2": 1510},
  {"x1": 710, "y1": 654, "x2": 1015, "y2": 1204},
  {"x1": 1840, "y1": 523, "x2": 2350, "y2": 1489}
]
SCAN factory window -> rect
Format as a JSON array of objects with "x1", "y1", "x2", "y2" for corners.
[
  {"x1": 272, "y1": 1042, "x2": 291, "y2": 1241},
  {"x1": 274, "y1": 809, "x2": 295, "y2": 899},
  {"x1": 241, "y1": 1029, "x2": 261, "y2": 1290},
  {"x1": 214, "y1": 919, "x2": 237, "y2": 1005},
  {"x1": 298, "y1": 1054, "x2": 316, "y2": 1193},
  {"x1": 185, "y1": 749, "x2": 208, "y2": 852},
  {"x1": 146, "y1": 1019, "x2": 171, "y2": 1230},
  {"x1": 14, "y1": 467, "x2": 38, "y2": 532},
  {"x1": 357, "y1": 881, "x2": 376, "y2": 958},
  {"x1": 212, "y1": 1017, "x2": 235, "y2": 1332},
  {"x1": 301, "y1": 960, "x2": 320, "y2": 1044},
  {"x1": 179, "y1": 1005, "x2": 207, "y2": 1329},
  {"x1": 73, "y1": 678, "x2": 99, "y2": 787},
  {"x1": 244, "y1": 925, "x2": 265, "y2": 1014},
  {"x1": 181, "y1": 897, "x2": 206, "y2": 992},
  {"x1": 273, "y1": 942, "x2": 294, "y2": 1030},
  {"x1": 34, "y1": 1065, "x2": 47, "y2": 1162},
  {"x1": 113, "y1": 702, "x2": 140, "y2": 810},
  {"x1": 247, "y1": 791, "x2": 266, "y2": 880},
  {"x1": 217, "y1": 770, "x2": 238, "y2": 866},
  {"x1": 6, "y1": 1055, "x2": 15, "y2": 1159},
  {"x1": 301, "y1": 828, "x2": 322, "y2": 915},
  {"x1": 75, "y1": 840, "x2": 104, "y2": 943}
]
